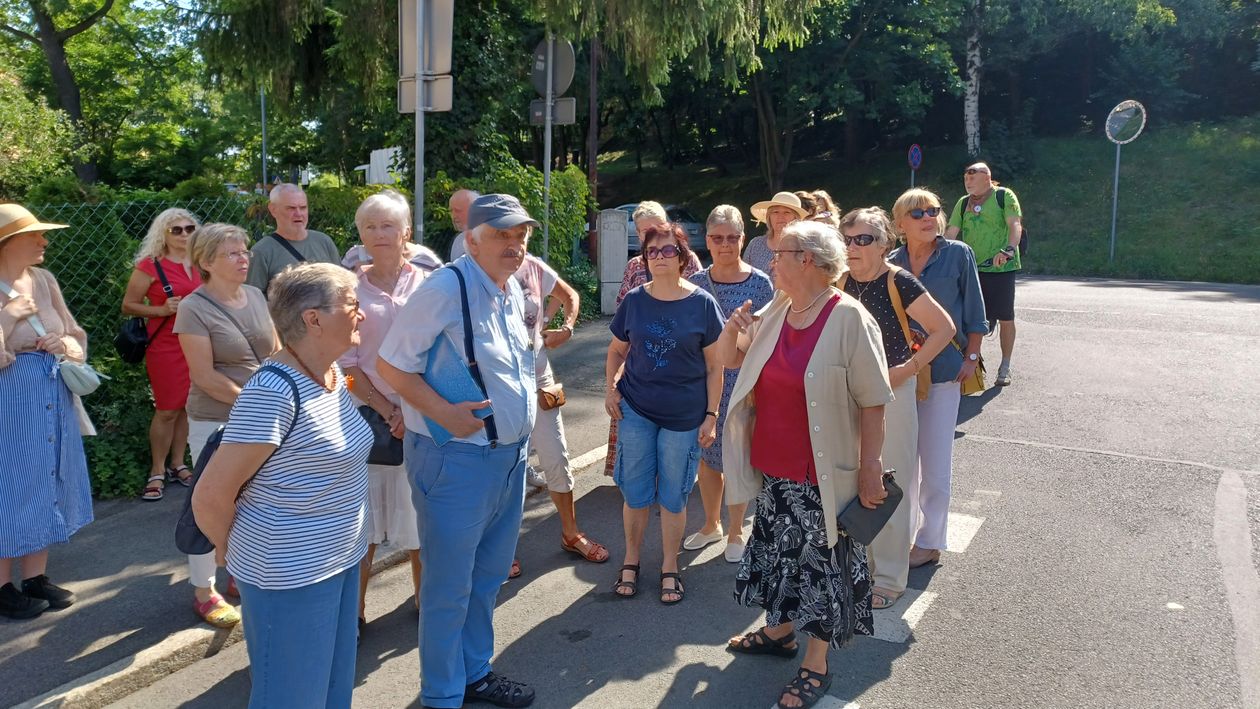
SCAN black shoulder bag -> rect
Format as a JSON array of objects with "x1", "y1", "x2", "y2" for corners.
[{"x1": 114, "y1": 258, "x2": 174, "y2": 364}]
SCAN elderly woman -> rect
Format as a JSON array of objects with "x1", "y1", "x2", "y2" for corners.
[
  {"x1": 680, "y1": 205, "x2": 774, "y2": 563},
  {"x1": 807, "y1": 190, "x2": 841, "y2": 228},
  {"x1": 193, "y1": 263, "x2": 371, "y2": 709},
  {"x1": 888, "y1": 189, "x2": 987, "y2": 569},
  {"x1": 743, "y1": 191, "x2": 808, "y2": 284},
  {"x1": 0, "y1": 204, "x2": 91, "y2": 620},
  {"x1": 122, "y1": 209, "x2": 203, "y2": 500},
  {"x1": 337, "y1": 191, "x2": 425, "y2": 631},
  {"x1": 175, "y1": 224, "x2": 278, "y2": 628},
  {"x1": 606, "y1": 223, "x2": 724, "y2": 603},
  {"x1": 837, "y1": 207, "x2": 955, "y2": 610},
  {"x1": 719, "y1": 221, "x2": 893, "y2": 709}
]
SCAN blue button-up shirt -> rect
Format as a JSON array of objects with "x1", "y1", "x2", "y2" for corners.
[
  {"x1": 889, "y1": 237, "x2": 988, "y2": 383},
  {"x1": 378, "y1": 255, "x2": 536, "y2": 445}
]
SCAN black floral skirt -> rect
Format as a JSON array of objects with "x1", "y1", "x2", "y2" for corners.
[{"x1": 733, "y1": 475, "x2": 874, "y2": 648}]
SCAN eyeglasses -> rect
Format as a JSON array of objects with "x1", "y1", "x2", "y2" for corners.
[
  {"x1": 644, "y1": 245, "x2": 681, "y2": 260},
  {"x1": 964, "y1": 168, "x2": 989, "y2": 176},
  {"x1": 168, "y1": 225, "x2": 197, "y2": 235},
  {"x1": 842, "y1": 233, "x2": 878, "y2": 247},
  {"x1": 909, "y1": 207, "x2": 942, "y2": 219},
  {"x1": 322, "y1": 299, "x2": 361, "y2": 314},
  {"x1": 769, "y1": 248, "x2": 805, "y2": 261},
  {"x1": 706, "y1": 234, "x2": 741, "y2": 245},
  {"x1": 218, "y1": 249, "x2": 250, "y2": 261}
]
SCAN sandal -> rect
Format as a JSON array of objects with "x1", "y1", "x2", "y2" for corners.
[
  {"x1": 776, "y1": 667, "x2": 832, "y2": 709},
  {"x1": 464, "y1": 671, "x2": 535, "y2": 708},
  {"x1": 141, "y1": 475, "x2": 165, "y2": 501},
  {"x1": 611, "y1": 564, "x2": 639, "y2": 598},
  {"x1": 561, "y1": 532, "x2": 609, "y2": 563},
  {"x1": 167, "y1": 465, "x2": 193, "y2": 487},
  {"x1": 871, "y1": 587, "x2": 904, "y2": 610},
  {"x1": 193, "y1": 592, "x2": 240, "y2": 629},
  {"x1": 660, "y1": 571, "x2": 684, "y2": 605},
  {"x1": 727, "y1": 627, "x2": 799, "y2": 658},
  {"x1": 508, "y1": 558, "x2": 522, "y2": 579}
]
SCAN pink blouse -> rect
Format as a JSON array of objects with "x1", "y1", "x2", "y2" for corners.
[
  {"x1": 0, "y1": 268, "x2": 87, "y2": 369},
  {"x1": 337, "y1": 263, "x2": 426, "y2": 404}
]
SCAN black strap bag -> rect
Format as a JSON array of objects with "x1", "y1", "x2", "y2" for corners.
[
  {"x1": 114, "y1": 258, "x2": 174, "y2": 364},
  {"x1": 358, "y1": 405, "x2": 404, "y2": 466}
]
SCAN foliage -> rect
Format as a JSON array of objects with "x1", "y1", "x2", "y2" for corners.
[{"x1": 0, "y1": 69, "x2": 81, "y2": 199}]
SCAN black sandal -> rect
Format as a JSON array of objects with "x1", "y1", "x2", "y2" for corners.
[
  {"x1": 728, "y1": 627, "x2": 799, "y2": 658},
  {"x1": 659, "y1": 571, "x2": 684, "y2": 604},
  {"x1": 612, "y1": 564, "x2": 639, "y2": 598},
  {"x1": 465, "y1": 671, "x2": 535, "y2": 708},
  {"x1": 776, "y1": 667, "x2": 832, "y2": 709}
]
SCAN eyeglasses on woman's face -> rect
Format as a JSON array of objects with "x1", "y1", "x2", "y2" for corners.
[
  {"x1": 769, "y1": 248, "x2": 805, "y2": 261},
  {"x1": 168, "y1": 224, "x2": 196, "y2": 235},
  {"x1": 909, "y1": 207, "x2": 942, "y2": 220},
  {"x1": 842, "y1": 233, "x2": 878, "y2": 247},
  {"x1": 217, "y1": 248, "x2": 250, "y2": 262},
  {"x1": 644, "y1": 244, "x2": 681, "y2": 260}
]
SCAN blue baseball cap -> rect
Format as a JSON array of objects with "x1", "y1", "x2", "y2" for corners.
[{"x1": 466, "y1": 193, "x2": 540, "y2": 230}]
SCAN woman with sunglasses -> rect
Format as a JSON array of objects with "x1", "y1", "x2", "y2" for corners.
[
  {"x1": 605, "y1": 223, "x2": 724, "y2": 604},
  {"x1": 887, "y1": 189, "x2": 987, "y2": 570},
  {"x1": 837, "y1": 207, "x2": 954, "y2": 609},
  {"x1": 681, "y1": 206, "x2": 774, "y2": 564},
  {"x1": 122, "y1": 210, "x2": 203, "y2": 500}
]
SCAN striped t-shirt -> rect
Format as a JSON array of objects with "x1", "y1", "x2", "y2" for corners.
[{"x1": 223, "y1": 361, "x2": 372, "y2": 590}]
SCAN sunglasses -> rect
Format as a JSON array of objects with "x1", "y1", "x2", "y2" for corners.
[
  {"x1": 842, "y1": 233, "x2": 878, "y2": 247},
  {"x1": 909, "y1": 207, "x2": 942, "y2": 219},
  {"x1": 964, "y1": 168, "x2": 989, "y2": 176},
  {"x1": 706, "y1": 234, "x2": 741, "y2": 245},
  {"x1": 644, "y1": 244, "x2": 681, "y2": 260},
  {"x1": 168, "y1": 225, "x2": 197, "y2": 235}
]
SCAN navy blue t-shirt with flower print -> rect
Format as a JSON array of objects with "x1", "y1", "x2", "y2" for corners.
[{"x1": 610, "y1": 285, "x2": 725, "y2": 431}]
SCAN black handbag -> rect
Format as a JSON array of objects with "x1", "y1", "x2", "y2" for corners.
[
  {"x1": 114, "y1": 258, "x2": 174, "y2": 364},
  {"x1": 358, "y1": 405, "x2": 404, "y2": 466},
  {"x1": 836, "y1": 470, "x2": 903, "y2": 545}
]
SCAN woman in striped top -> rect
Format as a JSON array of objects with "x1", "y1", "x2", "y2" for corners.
[{"x1": 192, "y1": 263, "x2": 372, "y2": 709}]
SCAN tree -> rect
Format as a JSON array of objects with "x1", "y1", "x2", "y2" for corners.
[{"x1": 0, "y1": 66, "x2": 80, "y2": 198}]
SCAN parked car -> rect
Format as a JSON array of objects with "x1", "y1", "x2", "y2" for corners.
[{"x1": 610, "y1": 203, "x2": 706, "y2": 254}]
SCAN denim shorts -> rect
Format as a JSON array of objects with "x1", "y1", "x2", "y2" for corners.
[{"x1": 612, "y1": 401, "x2": 701, "y2": 513}]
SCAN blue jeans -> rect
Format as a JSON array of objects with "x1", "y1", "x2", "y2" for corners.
[
  {"x1": 236, "y1": 564, "x2": 360, "y2": 709},
  {"x1": 407, "y1": 431, "x2": 527, "y2": 708},
  {"x1": 613, "y1": 401, "x2": 701, "y2": 513}
]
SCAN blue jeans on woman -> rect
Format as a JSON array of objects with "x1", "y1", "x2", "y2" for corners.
[{"x1": 236, "y1": 564, "x2": 360, "y2": 709}]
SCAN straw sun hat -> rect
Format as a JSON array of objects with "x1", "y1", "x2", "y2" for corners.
[
  {"x1": 749, "y1": 191, "x2": 808, "y2": 223},
  {"x1": 0, "y1": 204, "x2": 68, "y2": 245}
]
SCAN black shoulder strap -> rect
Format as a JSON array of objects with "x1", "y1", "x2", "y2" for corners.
[
  {"x1": 269, "y1": 232, "x2": 306, "y2": 263},
  {"x1": 995, "y1": 187, "x2": 1007, "y2": 211},
  {"x1": 447, "y1": 266, "x2": 499, "y2": 444},
  {"x1": 149, "y1": 257, "x2": 175, "y2": 336},
  {"x1": 255, "y1": 363, "x2": 303, "y2": 444},
  {"x1": 192, "y1": 290, "x2": 265, "y2": 364}
]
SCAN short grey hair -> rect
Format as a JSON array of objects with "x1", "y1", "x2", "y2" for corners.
[
  {"x1": 782, "y1": 221, "x2": 847, "y2": 280},
  {"x1": 839, "y1": 206, "x2": 896, "y2": 253},
  {"x1": 355, "y1": 189, "x2": 411, "y2": 229},
  {"x1": 705, "y1": 204, "x2": 744, "y2": 235},
  {"x1": 267, "y1": 263, "x2": 359, "y2": 346},
  {"x1": 269, "y1": 183, "x2": 305, "y2": 202},
  {"x1": 189, "y1": 223, "x2": 249, "y2": 281},
  {"x1": 632, "y1": 201, "x2": 667, "y2": 223}
]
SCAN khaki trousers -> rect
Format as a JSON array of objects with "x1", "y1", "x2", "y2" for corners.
[{"x1": 867, "y1": 379, "x2": 919, "y2": 593}]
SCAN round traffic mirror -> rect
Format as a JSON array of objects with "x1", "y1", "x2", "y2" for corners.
[{"x1": 1105, "y1": 100, "x2": 1147, "y2": 145}]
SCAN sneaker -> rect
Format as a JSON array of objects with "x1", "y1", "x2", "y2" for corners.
[
  {"x1": 21, "y1": 574, "x2": 74, "y2": 609},
  {"x1": 525, "y1": 465, "x2": 547, "y2": 489},
  {"x1": 723, "y1": 541, "x2": 746, "y2": 563},
  {"x1": 0, "y1": 582, "x2": 49, "y2": 619},
  {"x1": 682, "y1": 527, "x2": 724, "y2": 551}
]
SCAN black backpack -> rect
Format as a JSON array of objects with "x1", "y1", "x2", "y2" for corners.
[{"x1": 955, "y1": 188, "x2": 1027, "y2": 257}]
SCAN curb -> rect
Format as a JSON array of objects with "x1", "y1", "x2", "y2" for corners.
[{"x1": 12, "y1": 549, "x2": 408, "y2": 709}]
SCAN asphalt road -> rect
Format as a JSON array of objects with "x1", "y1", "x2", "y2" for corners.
[{"x1": 6, "y1": 276, "x2": 1259, "y2": 709}]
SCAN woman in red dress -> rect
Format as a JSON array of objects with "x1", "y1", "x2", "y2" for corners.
[{"x1": 121, "y1": 208, "x2": 203, "y2": 500}]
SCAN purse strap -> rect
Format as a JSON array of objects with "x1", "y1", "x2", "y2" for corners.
[
  {"x1": 192, "y1": 290, "x2": 265, "y2": 364},
  {"x1": 0, "y1": 277, "x2": 49, "y2": 339},
  {"x1": 884, "y1": 266, "x2": 918, "y2": 351},
  {"x1": 148, "y1": 257, "x2": 175, "y2": 337},
  {"x1": 269, "y1": 232, "x2": 306, "y2": 263},
  {"x1": 446, "y1": 265, "x2": 499, "y2": 444}
]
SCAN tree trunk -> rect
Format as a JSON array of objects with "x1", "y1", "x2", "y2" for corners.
[
  {"x1": 752, "y1": 73, "x2": 789, "y2": 192},
  {"x1": 963, "y1": 0, "x2": 983, "y2": 158},
  {"x1": 29, "y1": 2, "x2": 97, "y2": 182},
  {"x1": 844, "y1": 113, "x2": 861, "y2": 165}
]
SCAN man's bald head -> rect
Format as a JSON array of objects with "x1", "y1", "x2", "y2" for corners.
[
  {"x1": 449, "y1": 189, "x2": 480, "y2": 232},
  {"x1": 963, "y1": 162, "x2": 995, "y2": 196}
]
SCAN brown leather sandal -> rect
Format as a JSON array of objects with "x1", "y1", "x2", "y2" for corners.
[{"x1": 561, "y1": 532, "x2": 609, "y2": 563}]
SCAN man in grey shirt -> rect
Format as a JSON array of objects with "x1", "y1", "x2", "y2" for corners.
[
  {"x1": 246, "y1": 183, "x2": 341, "y2": 294},
  {"x1": 445, "y1": 188, "x2": 479, "y2": 262}
]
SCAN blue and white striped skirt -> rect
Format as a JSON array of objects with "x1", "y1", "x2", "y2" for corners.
[{"x1": 0, "y1": 352, "x2": 94, "y2": 558}]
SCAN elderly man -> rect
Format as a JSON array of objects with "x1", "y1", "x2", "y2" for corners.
[
  {"x1": 247, "y1": 183, "x2": 341, "y2": 294},
  {"x1": 446, "y1": 188, "x2": 480, "y2": 262},
  {"x1": 946, "y1": 162, "x2": 1022, "y2": 386},
  {"x1": 378, "y1": 193, "x2": 538, "y2": 709}
]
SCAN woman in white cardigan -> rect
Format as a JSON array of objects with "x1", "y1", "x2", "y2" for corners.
[{"x1": 716, "y1": 221, "x2": 893, "y2": 709}]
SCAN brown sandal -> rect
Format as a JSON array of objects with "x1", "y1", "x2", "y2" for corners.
[
  {"x1": 561, "y1": 533, "x2": 609, "y2": 563},
  {"x1": 508, "y1": 558, "x2": 522, "y2": 579}
]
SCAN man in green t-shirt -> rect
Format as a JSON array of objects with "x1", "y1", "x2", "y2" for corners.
[
  {"x1": 246, "y1": 183, "x2": 341, "y2": 296},
  {"x1": 945, "y1": 162, "x2": 1023, "y2": 386}
]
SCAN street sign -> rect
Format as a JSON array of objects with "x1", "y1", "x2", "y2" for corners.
[
  {"x1": 399, "y1": 0, "x2": 453, "y2": 77},
  {"x1": 907, "y1": 144, "x2": 923, "y2": 170},
  {"x1": 531, "y1": 38, "x2": 575, "y2": 97},
  {"x1": 530, "y1": 97, "x2": 576, "y2": 126},
  {"x1": 398, "y1": 75, "x2": 453, "y2": 114},
  {"x1": 1105, "y1": 100, "x2": 1148, "y2": 262}
]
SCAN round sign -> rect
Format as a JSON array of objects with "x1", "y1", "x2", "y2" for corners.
[
  {"x1": 1105, "y1": 100, "x2": 1147, "y2": 145},
  {"x1": 531, "y1": 38, "x2": 576, "y2": 97},
  {"x1": 907, "y1": 144, "x2": 923, "y2": 171}
]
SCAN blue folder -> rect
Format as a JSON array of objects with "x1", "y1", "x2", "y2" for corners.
[{"x1": 421, "y1": 332, "x2": 494, "y2": 445}]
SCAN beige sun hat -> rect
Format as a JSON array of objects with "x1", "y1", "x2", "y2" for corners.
[
  {"x1": 750, "y1": 191, "x2": 808, "y2": 223},
  {"x1": 0, "y1": 204, "x2": 68, "y2": 245}
]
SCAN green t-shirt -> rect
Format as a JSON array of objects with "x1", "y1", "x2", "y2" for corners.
[
  {"x1": 246, "y1": 230, "x2": 342, "y2": 295},
  {"x1": 948, "y1": 188, "x2": 1023, "y2": 273}
]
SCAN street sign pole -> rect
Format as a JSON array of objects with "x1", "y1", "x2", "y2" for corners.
[
  {"x1": 907, "y1": 144, "x2": 923, "y2": 188},
  {"x1": 1109, "y1": 142, "x2": 1121, "y2": 262},
  {"x1": 260, "y1": 87, "x2": 268, "y2": 189},
  {"x1": 542, "y1": 32, "x2": 554, "y2": 262},
  {"x1": 413, "y1": 0, "x2": 425, "y2": 243}
]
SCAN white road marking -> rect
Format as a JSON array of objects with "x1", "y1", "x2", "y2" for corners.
[
  {"x1": 1212, "y1": 469, "x2": 1260, "y2": 708},
  {"x1": 961, "y1": 433, "x2": 1260, "y2": 478},
  {"x1": 946, "y1": 512, "x2": 986, "y2": 553},
  {"x1": 770, "y1": 697, "x2": 858, "y2": 709},
  {"x1": 871, "y1": 589, "x2": 938, "y2": 644},
  {"x1": 1166, "y1": 602, "x2": 1184, "y2": 610},
  {"x1": 569, "y1": 444, "x2": 609, "y2": 472}
]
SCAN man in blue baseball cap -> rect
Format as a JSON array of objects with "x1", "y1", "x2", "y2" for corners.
[{"x1": 378, "y1": 193, "x2": 539, "y2": 708}]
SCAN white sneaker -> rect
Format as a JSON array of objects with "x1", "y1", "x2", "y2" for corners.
[
  {"x1": 682, "y1": 528, "x2": 724, "y2": 551},
  {"x1": 525, "y1": 466, "x2": 547, "y2": 489},
  {"x1": 724, "y1": 541, "x2": 746, "y2": 563}
]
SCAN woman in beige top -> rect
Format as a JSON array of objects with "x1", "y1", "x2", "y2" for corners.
[
  {"x1": 0, "y1": 204, "x2": 92, "y2": 621},
  {"x1": 174, "y1": 223, "x2": 278, "y2": 628}
]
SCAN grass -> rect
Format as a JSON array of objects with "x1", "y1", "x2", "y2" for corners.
[{"x1": 597, "y1": 115, "x2": 1260, "y2": 284}]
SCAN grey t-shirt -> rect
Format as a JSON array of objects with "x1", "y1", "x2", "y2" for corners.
[
  {"x1": 173, "y1": 285, "x2": 275, "y2": 421},
  {"x1": 246, "y1": 230, "x2": 341, "y2": 294}
]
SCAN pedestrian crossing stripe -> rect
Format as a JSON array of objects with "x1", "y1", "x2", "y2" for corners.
[{"x1": 871, "y1": 589, "x2": 938, "y2": 644}]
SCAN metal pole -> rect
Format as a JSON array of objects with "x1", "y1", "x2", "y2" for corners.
[
  {"x1": 413, "y1": 0, "x2": 425, "y2": 244},
  {"x1": 1109, "y1": 141, "x2": 1121, "y2": 262},
  {"x1": 260, "y1": 87, "x2": 268, "y2": 188},
  {"x1": 542, "y1": 32, "x2": 554, "y2": 263},
  {"x1": 910, "y1": 169, "x2": 915, "y2": 188}
]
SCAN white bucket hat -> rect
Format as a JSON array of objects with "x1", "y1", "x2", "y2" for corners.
[{"x1": 750, "y1": 191, "x2": 808, "y2": 223}]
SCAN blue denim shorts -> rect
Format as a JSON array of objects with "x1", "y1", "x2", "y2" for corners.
[{"x1": 612, "y1": 401, "x2": 701, "y2": 513}]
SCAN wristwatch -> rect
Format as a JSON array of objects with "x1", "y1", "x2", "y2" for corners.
[
  {"x1": 1001, "y1": 245, "x2": 1017, "y2": 256},
  {"x1": 967, "y1": 352, "x2": 979, "y2": 362}
]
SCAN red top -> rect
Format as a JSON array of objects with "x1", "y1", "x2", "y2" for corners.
[
  {"x1": 751, "y1": 295, "x2": 841, "y2": 483},
  {"x1": 137, "y1": 257, "x2": 201, "y2": 341}
]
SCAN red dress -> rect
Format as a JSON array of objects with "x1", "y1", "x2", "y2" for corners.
[{"x1": 136, "y1": 257, "x2": 201, "y2": 410}]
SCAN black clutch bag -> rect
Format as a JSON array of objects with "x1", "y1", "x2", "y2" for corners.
[
  {"x1": 358, "y1": 405, "x2": 404, "y2": 466},
  {"x1": 837, "y1": 470, "x2": 903, "y2": 545}
]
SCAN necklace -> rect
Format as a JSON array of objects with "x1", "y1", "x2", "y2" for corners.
[
  {"x1": 789, "y1": 287, "x2": 831, "y2": 314},
  {"x1": 848, "y1": 268, "x2": 886, "y2": 301},
  {"x1": 288, "y1": 347, "x2": 334, "y2": 392}
]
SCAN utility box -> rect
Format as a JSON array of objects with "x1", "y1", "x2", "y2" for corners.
[{"x1": 598, "y1": 209, "x2": 629, "y2": 314}]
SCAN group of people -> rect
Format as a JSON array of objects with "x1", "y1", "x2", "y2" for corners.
[{"x1": 0, "y1": 160, "x2": 1023, "y2": 709}]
